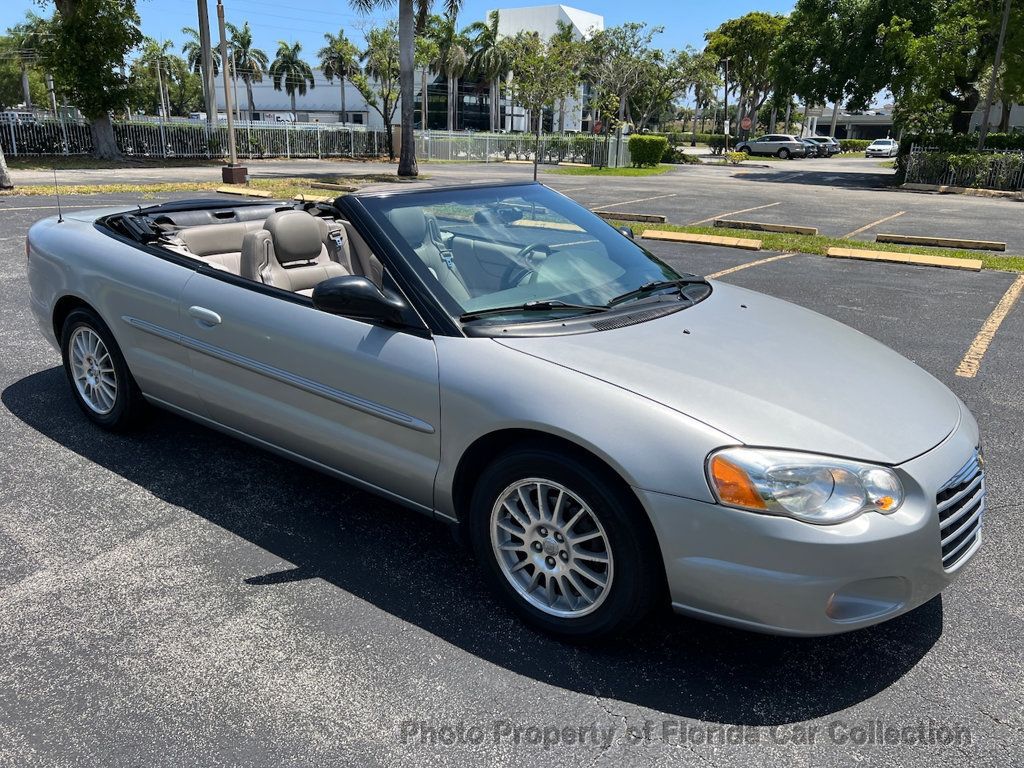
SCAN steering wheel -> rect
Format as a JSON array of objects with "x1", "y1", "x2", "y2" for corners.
[{"x1": 500, "y1": 242, "x2": 551, "y2": 289}]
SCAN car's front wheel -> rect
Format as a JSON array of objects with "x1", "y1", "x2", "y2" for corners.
[
  {"x1": 468, "y1": 447, "x2": 662, "y2": 640},
  {"x1": 61, "y1": 307, "x2": 145, "y2": 430}
]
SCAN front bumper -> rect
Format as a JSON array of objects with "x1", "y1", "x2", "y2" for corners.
[{"x1": 639, "y1": 415, "x2": 982, "y2": 636}]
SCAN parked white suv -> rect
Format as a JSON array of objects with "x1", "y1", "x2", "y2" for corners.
[{"x1": 734, "y1": 134, "x2": 807, "y2": 159}]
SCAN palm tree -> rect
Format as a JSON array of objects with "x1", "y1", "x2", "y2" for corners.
[
  {"x1": 181, "y1": 26, "x2": 220, "y2": 76},
  {"x1": 269, "y1": 41, "x2": 315, "y2": 117},
  {"x1": 415, "y1": 17, "x2": 441, "y2": 129},
  {"x1": 137, "y1": 38, "x2": 174, "y2": 117},
  {"x1": 466, "y1": 11, "x2": 509, "y2": 132},
  {"x1": 318, "y1": 30, "x2": 360, "y2": 123},
  {"x1": 348, "y1": 0, "x2": 463, "y2": 177},
  {"x1": 227, "y1": 22, "x2": 268, "y2": 119},
  {"x1": 8, "y1": 15, "x2": 46, "y2": 109},
  {"x1": 429, "y1": 11, "x2": 470, "y2": 131}
]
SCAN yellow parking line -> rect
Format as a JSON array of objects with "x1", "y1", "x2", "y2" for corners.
[
  {"x1": 689, "y1": 202, "x2": 781, "y2": 226},
  {"x1": 955, "y1": 275, "x2": 1024, "y2": 378},
  {"x1": 842, "y1": 211, "x2": 906, "y2": 239},
  {"x1": 707, "y1": 252, "x2": 796, "y2": 279}
]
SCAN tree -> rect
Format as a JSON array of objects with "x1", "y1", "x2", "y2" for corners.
[
  {"x1": 629, "y1": 48, "x2": 696, "y2": 131},
  {"x1": 705, "y1": 12, "x2": 788, "y2": 140},
  {"x1": 429, "y1": 11, "x2": 470, "y2": 131},
  {"x1": 354, "y1": 24, "x2": 401, "y2": 159},
  {"x1": 269, "y1": 41, "x2": 315, "y2": 117},
  {"x1": 689, "y1": 49, "x2": 722, "y2": 137},
  {"x1": 414, "y1": 16, "x2": 441, "y2": 129},
  {"x1": 7, "y1": 14, "x2": 46, "y2": 109},
  {"x1": 228, "y1": 22, "x2": 268, "y2": 119},
  {"x1": 318, "y1": 29, "x2": 360, "y2": 122},
  {"x1": 136, "y1": 38, "x2": 174, "y2": 117},
  {"x1": 466, "y1": 11, "x2": 510, "y2": 132},
  {"x1": 880, "y1": 0, "x2": 1016, "y2": 133},
  {"x1": 585, "y1": 23, "x2": 663, "y2": 127},
  {"x1": 37, "y1": 0, "x2": 143, "y2": 159},
  {"x1": 181, "y1": 26, "x2": 221, "y2": 77},
  {"x1": 0, "y1": 32, "x2": 48, "y2": 112},
  {"x1": 507, "y1": 29, "x2": 583, "y2": 179}
]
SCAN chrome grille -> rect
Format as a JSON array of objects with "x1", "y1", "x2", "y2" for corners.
[{"x1": 936, "y1": 451, "x2": 985, "y2": 570}]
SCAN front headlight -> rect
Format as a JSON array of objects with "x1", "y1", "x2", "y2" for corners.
[{"x1": 707, "y1": 447, "x2": 904, "y2": 525}]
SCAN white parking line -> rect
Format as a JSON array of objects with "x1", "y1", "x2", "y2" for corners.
[
  {"x1": 707, "y1": 252, "x2": 796, "y2": 279},
  {"x1": 593, "y1": 193, "x2": 678, "y2": 210},
  {"x1": 842, "y1": 211, "x2": 906, "y2": 239},
  {"x1": 689, "y1": 201, "x2": 781, "y2": 226},
  {"x1": 955, "y1": 275, "x2": 1024, "y2": 378}
]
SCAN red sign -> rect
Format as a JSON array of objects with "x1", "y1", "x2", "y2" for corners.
[{"x1": 740, "y1": 116, "x2": 752, "y2": 131}]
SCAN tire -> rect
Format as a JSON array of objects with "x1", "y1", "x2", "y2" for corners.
[
  {"x1": 467, "y1": 446, "x2": 662, "y2": 640},
  {"x1": 740, "y1": 146, "x2": 751, "y2": 154},
  {"x1": 60, "y1": 307, "x2": 146, "y2": 431},
  {"x1": 777, "y1": 148, "x2": 791, "y2": 159}
]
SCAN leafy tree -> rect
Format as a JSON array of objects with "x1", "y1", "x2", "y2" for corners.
[
  {"x1": 318, "y1": 29, "x2": 360, "y2": 122},
  {"x1": 7, "y1": 14, "x2": 47, "y2": 109},
  {"x1": 507, "y1": 28, "x2": 583, "y2": 179},
  {"x1": 466, "y1": 11, "x2": 510, "y2": 132},
  {"x1": 414, "y1": 15, "x2": 441, "y2": 129},
  {"x1": 689, "y1": 49, "x2": 722, "y2": 137},
  {"x1": 629, "y1": 47, "x2": 697, "y2": 131},
  {"x1": 228, "y1": 22, "x2": 268, "y2": 119},
  {"x1": 269, "y1": 41, "x2": 315, "y2": 117},
  {"x1": 36, "y1": 0, "x2": 143, "y2": 158},
  {"x1": 181, "y1": 25, "x2": 221, "y2": 77},
  {"x1": 135, "y1": 38, "x2": 174, "y2": 117},
  {"x1": 353, "y1": 23, "x2": 401, "y2": 158},
  {"x1": 705, "y1": 12, "x2": 788, "y2": 139},
  {"x1": 0, "y1": 32, "x2": 48, "y2": 112},
  {"x1": 585, "y1": 23, "x2": 663, "y2": 126}
]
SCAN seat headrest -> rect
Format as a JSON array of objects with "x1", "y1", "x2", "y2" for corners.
[
  {"x1": 387, "y1": 206, "x2": 427, "y2": 247},
  {"x1": 264, "y1": 210, "x2": 323, "y2": 264}
]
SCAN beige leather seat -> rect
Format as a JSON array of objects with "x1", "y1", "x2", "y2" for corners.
[
  {"x1": 387, "y1": 206, "x2": 472, "y2": 302},
  {"x1": 176, "y1": 220, "x2": 264, "y2": 273},
  {"x1": 241, "y1": 211, "x2": 350, "y2": 295}
]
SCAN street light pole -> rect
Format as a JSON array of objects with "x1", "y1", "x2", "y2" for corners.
[{"x1": 978, "y1": 0, "x2": 1013, "y2": 149}]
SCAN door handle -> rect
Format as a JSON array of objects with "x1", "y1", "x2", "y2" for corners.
[{"x1": 188, "y1": 306, "x2": 222, "y2": 327}]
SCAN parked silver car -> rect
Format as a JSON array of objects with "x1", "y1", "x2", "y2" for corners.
[
  {"x1": 804, "y1": 136, "x2": 841, "y2": 156},
  {"x1": 26, "y1": 183, "x2": 984, "y2": 639},
  {"x1": 734, "y1": 134, "x2": 808, "y2": 159}
]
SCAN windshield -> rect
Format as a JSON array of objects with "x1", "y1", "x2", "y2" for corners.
[{"x1": 360, "y1": 184, "x2": 687, "y2": 321}]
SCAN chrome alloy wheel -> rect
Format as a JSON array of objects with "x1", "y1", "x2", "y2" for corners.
[
  {"x1": 490, "y1": 478, "x2": 614, "y2": 618},
  {"x1": 69, "y1": 327, "x2": 117, "y2": 415}
]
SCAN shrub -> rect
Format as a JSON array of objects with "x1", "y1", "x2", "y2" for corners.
[
  {"x1": 840, "y1": 139, "x2": 871, "y2": 153},
  {"x1": 662, "y1": 145, "x2": 701, "y2": 164},
  {"x1": 903, "y1": 150, "x2": 1024, "y2": 190},
  {"x1": 628, "y1": 135, "x2": 668, "y2": 167},
  {"x1": 898, "y1": 132, "x2": 1024, "y2": 157},
  {"x1": 725, "y1": 151, "x2": 747, "y2": 165}
]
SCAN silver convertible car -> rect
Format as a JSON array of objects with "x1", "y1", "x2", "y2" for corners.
[{"x1": 26, "y1": 182, "x2": 984, "y2": 639}]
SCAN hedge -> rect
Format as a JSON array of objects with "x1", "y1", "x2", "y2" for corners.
[
  {"x1": 839, "y1": 139, "x2": 871, "y2": 152},
  {"x1": 904, "y1": 151, "x2": 1024, "y2": 191},
  {"x1": 629, "y1": 135, "x2": 668, "y2": 167},
  {"x1": 662, "y1": 145, "x2": 701, "y2": 164},
  {"x1": 899, "y1": 132, "x2": 1024, "y2": 155}
]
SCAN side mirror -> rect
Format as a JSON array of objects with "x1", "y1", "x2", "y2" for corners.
[
  {"x1": 616, "y1": 226, "x2": 635, "y2": 240},
  {"x1": 312, "y1": 275, "x2": 409, "y2": 326}
]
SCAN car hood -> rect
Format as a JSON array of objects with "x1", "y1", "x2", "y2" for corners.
[{"x1": 496, "y1": 282, "x2": 960, "y2": 465}]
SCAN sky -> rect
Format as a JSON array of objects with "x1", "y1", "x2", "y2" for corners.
[{"x1": 2, "y1": 0, "x2": 797, "y2": 59}]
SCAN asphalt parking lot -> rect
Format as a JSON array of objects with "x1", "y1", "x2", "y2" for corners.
[{"x1": 1, "y1": 187, "x2": 1022, "y2": 767}]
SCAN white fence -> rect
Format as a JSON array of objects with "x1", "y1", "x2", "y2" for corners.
[
  {"x1": 415, "y1": 130, "x2": 632, "y2": 167},
  {"x1": 0, "y1": 117, "x2": 390, "y2": 160},
  {"x1": 1, "y1": 118, "x2": 633, "y2": 167}
]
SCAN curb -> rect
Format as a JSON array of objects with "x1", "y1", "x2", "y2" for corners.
[
  {"x1": 215, "y1": 186, "x2": 272, "y2": 197},
  {"x1": 715, "y1": 219, "x2": 818, "y2": 236},
  {"x1": 826, "y1": 247, "x2": 982, "y2": 272},
  {"x1": 642, "y1": 230, "x2": 762, "y2": 251},
  {"x1": 309, "y1": 181, "x2": 357, "y2": 192},
  {"x1": 901, "y1": 183, "x2": 1024, "y2": 201},
  {"x1": 875, "y1": 233, "x2": 1005, "y2": 252},
  {"x1": 594, "y1": 211, "x2": 666, "y2": 223}
]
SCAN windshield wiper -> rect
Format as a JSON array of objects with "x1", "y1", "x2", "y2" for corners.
[
  {"x1": 607, "y1": 277, "x2": 706, "y2": 307},
  {"x1": 459, "y1": 299, "x2": 607, "y2": 322}
]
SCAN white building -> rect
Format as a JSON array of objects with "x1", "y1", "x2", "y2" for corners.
[{"x1": 212, "y1": 4, "x2": 604, "y2": 133}]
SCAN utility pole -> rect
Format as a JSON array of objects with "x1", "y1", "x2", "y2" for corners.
[
  {"x1": 197, "y1": 0, "x2": 217, "y2": 128},
  {"x1": 217, "y1": 0, "x2": 245, "y2": 182},
  {"x1": 723, "y1": 57, "x2": 730, "y2": 152},
  {"x1": 978, "y1": 0, "x2": 1013, "y2": 149}
]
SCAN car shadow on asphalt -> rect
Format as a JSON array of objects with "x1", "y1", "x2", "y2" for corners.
[
  {"x1": 3, "y1": 367, "x2": 943, "y2": 726},
  {"x1": 736, "y1": 168, "x2": 898, "y2": 189}
]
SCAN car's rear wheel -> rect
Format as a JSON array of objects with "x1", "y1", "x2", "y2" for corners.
[
  {"x1": 468, "y1": 447, "x2": 661, "y2": 640},
  {"x1": 777, "y1": 148, "x2": 791, "y2": 159},
  {"x1": 61, "y1": 307, "x2": 145, "y2": 430}
]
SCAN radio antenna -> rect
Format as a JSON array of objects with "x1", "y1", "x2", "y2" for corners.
[{"x1": 52, "y1": 167, "x2": 63, "y2": 223}]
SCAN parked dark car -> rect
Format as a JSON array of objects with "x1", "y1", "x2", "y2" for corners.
[
  {"x1": 805, "y1": 136, "x2": 841, "y2": 156},
  {"x1": 801, "y1": 139, "x2": 827, "y2": 158}
]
